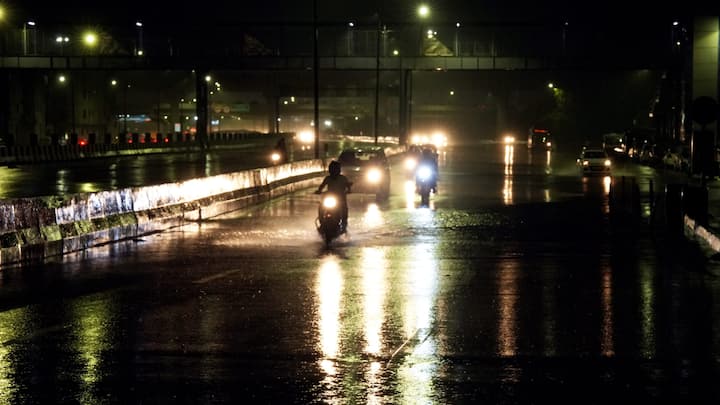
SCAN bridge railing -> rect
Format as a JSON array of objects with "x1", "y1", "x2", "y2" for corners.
[{"x1": 3, "y1": 21, "x2": 675, "y2": 66}]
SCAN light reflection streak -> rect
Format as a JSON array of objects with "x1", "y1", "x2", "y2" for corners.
[
  {"x1": 600, "y1": 269, "x2": 615, "y2": 357},
  {"x1": 316, "y1": 256, "x2": 343, "y2": 376},
  {"x1": 504, "y1": 145, "x2": 514, "y2": 176},
  {"x1": 546, "y1": 150, "x2": 552, "y2": 170},
  {"x1": 603, "y1": 176, "x2": 612, "y2": 195},
  {"x1": 398, "y1": 243, "x2": 438, "y2": 403},
  {"x1": 404, "y1": 180, "x2": 415, "y2": 209},
  {"x1": 0, "y1": 308, "x2": 25, "y2": 404},
  {"x1": 71, "y1": 299, "x2": 112, "y2": 401},
  {"x1": 362, "y1": 247, "x2": 387, "y2": 355},
  {"x1": 363, "y1": 203, "x2": 383, "y2": 229},
  {"x1": 639, "y1": 263, "x2": 656, "y2": 359},
  {"x1": 56, "y1": 169, "x2": 69, "y2": 194},
  {"x1": 362, "y1": 247, "x2": 387, "y2": 403},
  {"x1": 497, "y1": 260, "x2": 519, "y2": 357},
  {"x1": 503, "y1": 145, "x2": 514, "y2": 205}
]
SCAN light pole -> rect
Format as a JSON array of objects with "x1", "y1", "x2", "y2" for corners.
[
  {"x1": 455, "y1": 22, "x2": 460, "y2": 55},
  {"x1": 135, "y1": 21, "x2": 144, "y2": 56},
  {"x1": 417, "y1": 4, "x2": 430, "y2": 56},
  {"x1": 23, "y1": 21, "x2": 36, "y2": 55},
  {"x1": 111, "y1": 79, "x2": 129, "y2": 134},
  {"x1": 374, "y1": 13, "x2": 381, "y2": 145}
]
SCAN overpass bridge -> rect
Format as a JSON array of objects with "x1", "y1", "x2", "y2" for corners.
[{"x1": 0, "y1": 18, "x2": 694, "y2": 148}]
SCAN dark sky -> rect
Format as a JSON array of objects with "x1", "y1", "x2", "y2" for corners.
[{"x1": 15, "y1": 0, "x2": 719, "y2": 26}]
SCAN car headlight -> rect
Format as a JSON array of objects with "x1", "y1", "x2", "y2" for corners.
[
  {"x1": 504, "y1": 135, "x2": 515, "y2": 144},
  {"x1": 367, "y1": 168, "x2": 382, "y2": 183},
  {"x1": 322, "y1": 196, "x2": 338, "y2": 208},
  {"x1": 271, "y1": 152, "x2": 281, "y2": 162},
  {"x1": 405, "y1": 157, "x2": 417, "y2": 170},
  {"x1": 604, "y1": 159, "x2": 611, "y2": 167},
  {"x1": 417, "y1": 165, "x2": 432, "y2": 181}
]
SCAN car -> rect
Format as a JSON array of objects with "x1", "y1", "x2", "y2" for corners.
[
  {"x1": 577, "y1": 148, "x2": 612, "y2": 175},
  {"x1": 337, "y1": 147, "x2": 391, "y2": 201}
]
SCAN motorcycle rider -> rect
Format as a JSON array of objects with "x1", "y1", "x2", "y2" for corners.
[
  {"x1": 418, "y1": 147, "x2": 439, "y2": 194},
  {"x1": 315, "y1": 160, "x2": 352, "y2": 232}
]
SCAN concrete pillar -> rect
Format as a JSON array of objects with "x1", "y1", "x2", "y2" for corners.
[
  {"x1": 693, "y1": 16, "x2": 719, "y2": 135},
  {"x1": 195, "y1": 69, "x2": 209, "y2": 149},
  {"x1": 692, "y1": 16, "x2": 720, "y2": 177}
]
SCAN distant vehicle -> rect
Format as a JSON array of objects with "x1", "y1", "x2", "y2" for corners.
[
  {"x1": 602, "y1": 133, "x2": 627, "y2": 157},
  {"x1": 337, "y1": 147, "x2": 391, "y2": 201},
  {"x1": 528, "y1": 128, "x2": 553, "y2": 151},
  {"x1": 662, "y1": 145, "x2": 690, "y2": 171},
  {"x1": 577, "y1": 148, "x2": 612, "y2": 176}
]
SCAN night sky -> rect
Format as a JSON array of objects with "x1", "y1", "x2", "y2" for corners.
[{"x1": 13, "y1": 0, "x2": 717, "y2": 26}]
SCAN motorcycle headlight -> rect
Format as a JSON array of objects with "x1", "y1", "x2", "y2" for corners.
[
  {"x1": 604, "y1": 159, "x2": 612, "y2": 167},
  {"x1": 322, "y1": 196, "x2": 338, "y2": 208},
  {"x1": 417, "y1": 165, "x2": 432, "y2": 181},
  {"x1": 271, "y1": 152, "x2": 281, "y2": 162},
  {"x1": 367, "y1": 168, "x2": 382, "y2": 183},
  {"x1": 582, "y1": 160, "x2": 589, "y2": 166}
]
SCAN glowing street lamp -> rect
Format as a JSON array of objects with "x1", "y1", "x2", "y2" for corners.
[
  {"x1": 83, "y1": 31, "x2": 98, "y2": 47},
  {"x1": 55, "y1": 35, "x2": 69, "y2": 55},
  {"x1": 418, "y1": 5, "x2": 430, "y2": 18},
  {"x1": 135, "y1": 21, "x2": 144, "y2": 56},
  {"x1": 23, "y1": 21, "x2": 37, "y2": 55}
]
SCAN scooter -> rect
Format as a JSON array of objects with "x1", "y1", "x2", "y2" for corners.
[
  {"x1": 415, "y1": 164, "x2": 436, "y2": 206},
  {"x1": 315, "y1": 192, "x2": 346, "y2": 246}
]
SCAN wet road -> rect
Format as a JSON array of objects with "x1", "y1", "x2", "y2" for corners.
[{"x1": 1, "y1": 143, "x2": 719, "y2": 403}]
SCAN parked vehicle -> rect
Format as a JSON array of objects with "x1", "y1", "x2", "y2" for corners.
[
  {"x1": 662, "y1": 145, "x2": 690, "y2": 171},
  {"x1": 602, "y1": 132, "x2": 627, "y2": 158}
]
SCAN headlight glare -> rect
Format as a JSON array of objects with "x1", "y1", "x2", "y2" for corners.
[{"x1": 323, "y1": 196, "x2": 338, "y2": 208}]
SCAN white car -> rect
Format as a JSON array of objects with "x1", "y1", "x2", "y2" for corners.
[{"x1": 577, "y1": 148, "x2": 612, "y2": 176}]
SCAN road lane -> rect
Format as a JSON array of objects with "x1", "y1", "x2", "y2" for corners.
[{"x1": 0, "y1": 143, "x2": 719, "y2": 403}]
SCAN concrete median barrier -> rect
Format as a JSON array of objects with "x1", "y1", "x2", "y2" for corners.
[{"x1": 0, "y1": 159, "x2": 325, "y2": 269}]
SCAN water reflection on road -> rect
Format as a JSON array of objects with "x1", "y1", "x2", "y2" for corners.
[{"x1": 0, "y1": 144, "x2": 719, "y2": 402}]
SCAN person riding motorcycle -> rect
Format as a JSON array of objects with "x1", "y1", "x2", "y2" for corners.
[
  {"x1": 418, "y1": 147, "x2": 439, "y2": 194},
  {"x1": 315, "y1": 160, "x2": 352, "y2": 232}
]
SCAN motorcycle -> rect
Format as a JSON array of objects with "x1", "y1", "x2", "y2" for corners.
[
  {"x1": 415, "y1": 163, "x2": 436, "y2": 206},
  {"x1": 315, "y1": 192, "x2": 346, "y2": 246}
]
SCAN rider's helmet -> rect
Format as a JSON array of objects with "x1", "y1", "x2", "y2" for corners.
[{"x1": 328, "y1": 160, "x2": 341, "y2": 176}]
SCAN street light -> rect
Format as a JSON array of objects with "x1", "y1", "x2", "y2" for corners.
[
  {"x1": 58, "y1": 74, "x2": 76, "y2": 137},
  {"x1": 23, "y1": 21, "x2": 36, "y2": 55},
  {"x1": 135, "y1": 21, "x2": 143, "y2": 56},
  {"x1": 417, "y1": 5, "x2": 430, "y2": 55},
  {"x1": 111, "y1": 79, "x2": 130, "y2": 134},
  {"x1": 83, "y1": 31, "x2": 98, "y2": 51},
  {"x1": 55, "y1": 35, "x2": 69, "y2": 55},
  {"x1": 418, "y1": 5, "x2": 430, "y2": 18}
]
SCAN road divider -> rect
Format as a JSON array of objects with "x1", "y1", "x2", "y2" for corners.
[{"x1": 0, "y1": 159, "x2": 325, "y2": 269}]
